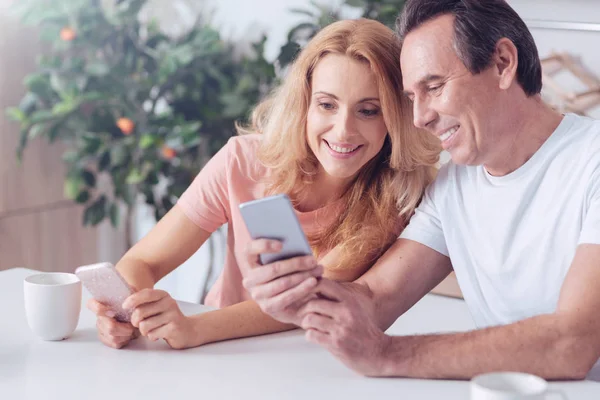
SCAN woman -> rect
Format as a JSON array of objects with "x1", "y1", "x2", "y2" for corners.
[{"x1": 88, "y1": 18, "x2": 440, "y2": 349}]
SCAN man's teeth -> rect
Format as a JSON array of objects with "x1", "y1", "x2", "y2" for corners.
[
  {"x1": 329, "y1": 143, "x2": 358, "y2": 153},
  {"x1": 440, "y1": 126, "x2": 458, "y2": 141}
]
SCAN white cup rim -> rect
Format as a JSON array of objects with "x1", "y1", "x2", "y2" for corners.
[
  {"x1": 25, "y1": 272, "x2": 80, "y2": 287},
  {"x1": 472, "y1": 372, "x2": 548, "y2": 395}
]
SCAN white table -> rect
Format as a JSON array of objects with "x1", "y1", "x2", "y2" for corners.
[{"x1": 1, "y1": 268, "x2": 599, "y2": 399}]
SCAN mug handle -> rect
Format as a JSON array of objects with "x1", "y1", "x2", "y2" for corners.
[{"x1": 546, "y1": 389, "x2": 568, "y2": 400}]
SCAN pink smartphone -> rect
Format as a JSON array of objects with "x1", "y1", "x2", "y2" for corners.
[{"x1": 75, "y1": 262, "x2": 134, "y2": 322}]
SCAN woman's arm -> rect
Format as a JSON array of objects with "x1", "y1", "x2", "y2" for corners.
[{"x1": 115, "y1": 205, "x2": 213, "y2": 290}]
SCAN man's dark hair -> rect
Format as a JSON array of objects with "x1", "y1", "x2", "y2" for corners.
[{"x1": 396, "y1": 0, "x2": 542, "y2": 96}]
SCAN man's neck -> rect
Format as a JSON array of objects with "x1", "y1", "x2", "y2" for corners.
[{"x1": 484, "y1": 97, "x2": 564, "y2": 177}]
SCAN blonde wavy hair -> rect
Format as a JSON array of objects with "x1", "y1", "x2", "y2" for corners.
[{"x1": 237, "y1": 18, "x2": 441, "y2": 271}]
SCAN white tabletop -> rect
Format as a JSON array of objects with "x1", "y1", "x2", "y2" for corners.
[{"x1": 1, "y1": 268, "x2": 599, "y2": 399}]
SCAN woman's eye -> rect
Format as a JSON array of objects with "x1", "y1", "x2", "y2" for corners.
[
  {"x1": 360, "y1": 108, "x2": 380, "y2": 117},
  {"x1": 318, "y1": 102, "x2": 335, "y2": 111}
]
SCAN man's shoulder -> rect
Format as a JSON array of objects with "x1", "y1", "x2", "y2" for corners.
[{"x1": 564, "y1": 114, "x2": 600, "y2": 145}]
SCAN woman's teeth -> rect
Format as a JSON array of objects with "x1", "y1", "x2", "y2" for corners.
[
  {"x1": 328, "y1": 143, "x2": 359, "y2": 153},
  {"x1": 440, "y1": 126, "x2": 458, "y2": 141}
]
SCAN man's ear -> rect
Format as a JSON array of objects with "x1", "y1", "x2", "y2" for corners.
[{"x1": 493, "y1": 38, "x2": 518, "y2": 90}]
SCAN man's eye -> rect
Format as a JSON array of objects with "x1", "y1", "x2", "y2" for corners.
[{"x1": 427, "y1": 85, "x2": 443, "y2": 93}]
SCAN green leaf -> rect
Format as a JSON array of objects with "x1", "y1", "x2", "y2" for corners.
[
  {"x1": 110, "y1": 145, "x2": 129, "y2": 166},
  {"x1": 18, "y1": 92, "x2": 39, "y2": 114},
  {"x1": 52, "y1": 101, "x2": 77, "y2": 115},
  {"x1": 82, "y1": 136, "x2": 103, "y2": 154},
  {"x1": 29, "y1": 124, "x2": 46, "y2": 139},
  {"x1": 75, "y1": 190, "x2": 90, "y2": 204},
  {"x1": 62, "y1": 151, "x2": 80, "y2": 163},
  {"x1": 126, "y1": 167, "x2": 146, "y2": 184},
  {"x1": 6, "y1": 107, "x2": 26, "y2": 123},
  {"x1": 24, "y1": 73, "x2": 51, "y2": 96},
  {"x1": 109, "y1": 203, "x2": 119, "y2": 227},
  {"x1": 29, "y1": 110, "x2": 56, "y2": 124},
  {"x1": 83, "y1": 195, "x2": 107, "y2": 226},
  {"x1": 64, "y1": 176, "x2": 83, "y2": 200},
  {"x1": 86, "y1": 62, "x2": 111, "y2": 77},
  {"x1": 98, "y1": 150, "x2": 111, "y2": 172},
  {"x1": 81, "y1": 170, "x2": 96, "y2": 188},
  {"x1": 50, "y1": 73, "x2": 68, "y2": 94},
  {"x1": 139, "y1": 134, "x2": 158, "y2": 149}
]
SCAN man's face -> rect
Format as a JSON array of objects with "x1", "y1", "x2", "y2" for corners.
[{"x1": 400, "y1": 14, "x2": 505, "y2": 166}]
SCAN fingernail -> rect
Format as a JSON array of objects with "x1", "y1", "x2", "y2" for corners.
[
  {"x1": 105, "y1": 310, "x2": 116, "y2": 318},
  {"x1": 271, "y1": 241, "x2": 283, "y2": 251}
]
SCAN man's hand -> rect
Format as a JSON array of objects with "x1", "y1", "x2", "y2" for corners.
[
  {"x1": 122, "y1": 289, "x2": 196, "y2": 349},
  {"x1": 300, "y1": 279, "x2": 391, "y2": 377},
  {"x1": 240, "y1": 239, "x2": 323, "y2": 325}
]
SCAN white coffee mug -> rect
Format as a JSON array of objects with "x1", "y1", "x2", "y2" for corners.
[
  {"x1": 24, "y1": 272, "x2": 82, "y2": 341},
  {"x1": 471, "y1": 372, "x2": 568, "y2": 400}
]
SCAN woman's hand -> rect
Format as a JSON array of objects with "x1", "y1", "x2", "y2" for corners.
[
  {"x1": 122, "y1": 289, "x2": 197, "y2": 350},
  {"x1": 239, "y1": 239, "x2": 324, "y2": 326},
  {"x1": 87, "y1": 299, "x2": 139, "y2": 349}
]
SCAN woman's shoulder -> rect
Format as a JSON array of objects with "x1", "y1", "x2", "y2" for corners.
[{"x1": 223, "y1": 134, "x2": 268, "y2": 185}]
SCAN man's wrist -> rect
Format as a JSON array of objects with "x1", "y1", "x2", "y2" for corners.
[{"x1": 377, "y1": 335, "x2": 410, "y2": 377}]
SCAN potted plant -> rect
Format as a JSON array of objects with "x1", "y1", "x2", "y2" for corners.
[{"x1": 6, "y1": 0, "x2": 276, "y2": 248}]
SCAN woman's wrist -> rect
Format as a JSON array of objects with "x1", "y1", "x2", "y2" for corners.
[{"x1": 186, "y1": 313, "x2": 211, "y2": 348}]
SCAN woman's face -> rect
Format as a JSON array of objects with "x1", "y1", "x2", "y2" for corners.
[{"x1": 306, "y1": 53, "x2": 388, "y2": 183}]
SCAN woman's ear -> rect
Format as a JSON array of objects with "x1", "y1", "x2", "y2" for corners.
[{"x1": 493, "y1": 38, "x2": 519, "y2": 91}]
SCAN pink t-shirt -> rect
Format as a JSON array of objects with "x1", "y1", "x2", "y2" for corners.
[{"x1": 177, "y1": 134, "x2": 341, "y2": 308}]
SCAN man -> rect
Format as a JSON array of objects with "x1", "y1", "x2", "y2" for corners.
[{"x1": 241, "y1": 0, "x2": 600, "y2": 380}]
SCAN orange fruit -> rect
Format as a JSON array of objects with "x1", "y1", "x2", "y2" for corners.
[
  {"x1": 161, "y1": 146, "x2": 176, "y2": 160},
  {"x1": 60, "y1": 27, "x2": 76, "y2": 41},
  {"x1": 116, "y1": 118, "x2": 135, "y2": 135}
]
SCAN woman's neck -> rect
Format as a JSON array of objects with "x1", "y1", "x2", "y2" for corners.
[{"x1": 294, "y1": 169, "x2": 353, "y2": 213}]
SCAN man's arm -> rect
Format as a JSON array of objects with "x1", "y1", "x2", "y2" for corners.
[
  {"x1": 303, "y1": 243, "x2": 600, "y2": 380},
  {"x1": 357, "y1": 238, "x2": 453, "y2": 329},
  {"x1": 380, "y1": 243, "x2": 600, "y2": 380}
]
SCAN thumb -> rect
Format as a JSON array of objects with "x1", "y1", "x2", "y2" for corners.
[
  {"x1": 315, "y1": 279, "x2": 347, "y2": 302},
  {"x1": 86, "y1": 298, "x2": 116, "y2": 318}
]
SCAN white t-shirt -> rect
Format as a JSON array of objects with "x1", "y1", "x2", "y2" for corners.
[{"x1": 400, "y1": 113, "x2": 600, "y2": 328}]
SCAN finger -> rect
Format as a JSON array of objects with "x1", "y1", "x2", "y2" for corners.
[
  {"x1": 244, "y1": 239, "x2": 283, "y2": 269},
  {"x1": 261, "y1": 277, "x2": 318, "y2": 314},
  {"x1": 298, "y1": 299, "x2": 342, "y2": 319},
  {"x1": 97, "y1": 316, "x2": 135, "y2": 337},
  {"x1": 315, "y1": 278, "x2": 349, "y2": 302},
  {"x1": 138, "y1": 313, "x2": 171, "y2": 337},
  {"x1": 146, "y1": 323, "x2": 172, "y2": 342},
  {"x1": 301, "y1": 312, "x2": 336, "y2": 333},
  {"x1": 87, "y1": 299, "x2": 115, "y2": 317},
  {"x1": 122, "y1": 288, "x2": 168, "y2": 311},
  {"x1": 98, "y1": 330, "x2": 130, "y2": 349},
  {"x1": 243, "y1": 256, "x2": 319, "y2": 288},
  {"x1": 130, "y1": 296, "x2": 172, "y2": 328},
  {"x1": 251, "y1": 271, "x2": 321, "y2": 300},
  {"x1": 305, "y1": 329, "x2": 332, "y2": 347}
]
